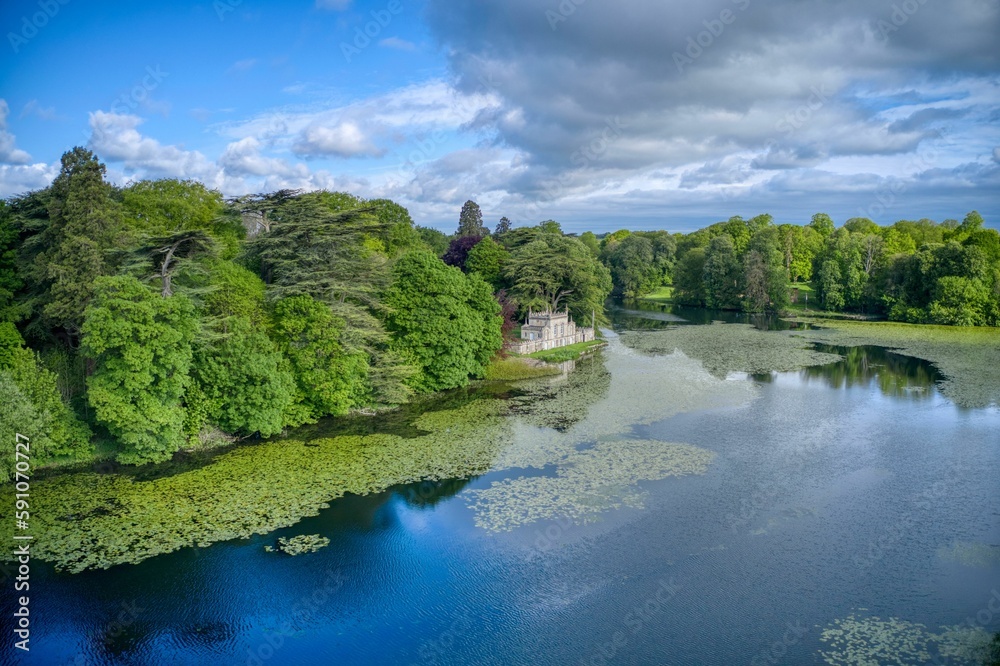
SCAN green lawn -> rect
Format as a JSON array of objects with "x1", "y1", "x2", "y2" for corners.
[
  {"x1": 638, "y1": 285, "x2": 673, "y2": 303},
  {"x1": 525, "y1": 339, "x2": 606, "y2": 363},
  {"x1": 482, "y1": 357, "x2": 561, "y2": 381}
]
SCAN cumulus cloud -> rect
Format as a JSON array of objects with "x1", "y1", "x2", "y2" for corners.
[
  {"x1": 0, "y1": 163, "x2": 58, "y2": 196},
  {"x1": 0, "y1": 100, "x2": 31, "y2": 165},
  {"x1": 219, "y1": 136, "x2": 309, "y2": 178},
  {"x1": 293, "y1": 122, "x2": 384, "y2": 158},
  {"x1": 87, "y1": 111, "x2": 216, "y2": 180},
  {"x1": 415, "y1": 0, "x2": 999, "y2": 225}
]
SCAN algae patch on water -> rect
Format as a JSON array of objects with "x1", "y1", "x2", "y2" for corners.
[
  {"x1": 465, "y1": 439, "x2": 715, "y2": 531},
  {"x1": 460, "y1": 335, "x2": 746, "y2": 531},
  {"x1": 5, "y1": 332, "x2": 760, "y2": 571},
  {"x1": 265, "y1": 534, "x2": 330, "y2": 555},
  {"x1": 0, "y1": 399, "x2": 515, "y2": 573},
  {"x1": 618, "y1": 323, "x2": 842, "y2": 377},
  {"x1": 817, "y1": 613, "x2": 994, "y2": 665}
]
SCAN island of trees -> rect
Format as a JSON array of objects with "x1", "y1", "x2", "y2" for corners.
[{"x1": 0, "y1": 147, "x2": 996, "y2": 480}]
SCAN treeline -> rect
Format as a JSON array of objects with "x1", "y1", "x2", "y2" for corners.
[
  {"x1": 597, "y1": 211, "x2": 999, "y2": 325},
  {"x1": 0, "y1": 150, "x2": 609, "y2": 478}
]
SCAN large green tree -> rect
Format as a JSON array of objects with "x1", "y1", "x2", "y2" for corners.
[
  {"x1": 504, "y1": 234, "x2": 612, "y2": 324},
  {"x1": 186, "y1": 261, "x2": 298, "y2": 437},
  {"x1": 190, "y1": 317, "x2": 297, "y2": 436},
  {"x1": 32, "y1": 148, "x2": 123, "y2": 338},
  {"x1": 607, "y1": 234, "x2": 661, "y2": 298},
  {"x1": 0, "y1": 322, "x2": 91, "y2": 479},
  {"x1": 703, "y1": 235, "x2": 742, "y2": 310},
  {"x1": 673, "y1": 247, "x2": 708, "y2": 306},
  {"x1": 383, "y1": 252, "x2": 502, "y2": 392},
  {"x1": 457, "y1": 200, "x2": 488, "y2": 237},
  {"x1": 465, "y1": 236, "x2": 511, "y2": 289},
  {"x1": 272, "y1": 295, "x2": 368, "y2": 419},
  {"x1": 82, "y1": 276, "x2": 196, "y2": 464}
]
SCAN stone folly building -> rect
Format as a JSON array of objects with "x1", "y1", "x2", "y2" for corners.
[{"x1": 508, "y1": 310, "x2": 595, "y2": 355}]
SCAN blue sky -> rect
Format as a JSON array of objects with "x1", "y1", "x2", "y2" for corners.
[{"x1": 1, "y1": 0, "x2": 998, "y2": 233}]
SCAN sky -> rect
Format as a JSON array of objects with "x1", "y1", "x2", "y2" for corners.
[{"x1": 0, "y1": 0, "x2": 998, "y2": 234}]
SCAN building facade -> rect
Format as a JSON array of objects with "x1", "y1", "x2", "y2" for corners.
[{"x1": 508, "y1": 310, "x2": 595, "y2": 355}]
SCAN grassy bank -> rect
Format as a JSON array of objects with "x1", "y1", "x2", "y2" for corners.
[
  {"x1": 638, "y1": 285, "x2": 673, "y2": 303},
  {"x1": 482, "y1": 357, "x2": 562, "y2": 381},
  {"x1": 525, "y1": 339, "x2": 607, "y2": 363}
]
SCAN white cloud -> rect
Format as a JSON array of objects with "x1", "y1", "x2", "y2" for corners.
[
  {"x1": 87, "y1": 111, "x2": 216, "y2": 180},
  {"x1": 294, "y1": 122, "x2": 384, "y2": 158},
  {"x1": 0, "y1": 162, "x2": 58, "y2": 196},
  {"x1": 219, "y1": 136, "x2": 309, "y2": 178},
  {"x1": 0, "y1": 100, "x2": 32, "y2": 165}
]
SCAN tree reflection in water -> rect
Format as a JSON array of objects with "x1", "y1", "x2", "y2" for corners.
[{"x1": 799, "y1": 344, "x2": 943, "y2": 400}]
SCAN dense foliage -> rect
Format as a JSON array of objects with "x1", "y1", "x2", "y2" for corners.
[
  {"x1": 4, "y1": 148, "x2": 993, "y2": 477},
  {"x1": 661, "y1": 211, "x2": 1000, "y2": 321},
  {"x1": 2, "y1": 150, "x2": 531, "y2": 475}
]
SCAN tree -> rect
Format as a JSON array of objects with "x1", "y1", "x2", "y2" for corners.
[
  {"x1": 0, "y1": 201, "x2": 26, "y2": 323},
  {"x1": 415, "y1": 225, "x2": 450, "y2": 256},
  {"x1": 382, "y1": 252, "x2": 502, "y2": 392},
  {"x1": 928, "y1": 276, "x2": 990, "y2": 326},
  {"x1": 33, "y1": 148, "x2": 123, "y2": 339},
  {"x1": 494, "y1": 216, "x2": 512, "y2": 235},
  {"x1": 120, "y1": 179, "x2": 241, "y2": 257},
  {"x1": 127, "y1": 230, "x2": 217, "y2": 297},
  {"x1": 191, "y1": 316, "x2": 297, "y2": 436},
  {"x1": 246, "y1": 193, "x2": 386, "y2": 303},
  {"x1": 579, "y1": 231, "x2": 601, "y2": 257},
  {"x1": 457, "y1": 200, "x2": 488, "y2": 237},
  {"x1": 607, "y1": 234, "x2": 660, "y2": 298},
  {"x1": 844, "y1": 217, "x2": 878, "y2": 235},
  {"x1": 809, "y1": 213, "x2": 836, "y2": 237},
  {"x1": 245, "y1": 192, "x2": 412, "y2": 405},
  {"x1": 817, "y1": 259, "x2": 845, "y2": 310},
  {"x1": 367, "y1": 198, "x2": 421, "y2": 257},
  {"x1": 743, "y1": 228, "x2": 789, "y2": 312},
  {"x1": 464, "y1": 236, "x2": 511, "y2": 288},
  {"x1": 272, "y1": 295, "x2": 368, "y2": 419},
  {"x1": 186, "y1": 262, "x2": 299, "y2": 437},
  {"x1": 641, "y1": 230, "x2": 677, "y2": 284},
  {"x1": 538, "y1": 219, "x2": 562, "y2": 235},
  {"x1": 0, "y1": 322, "x2": 91, "y2": 478},
  {"x1": 721, "y1": 216, "x2": 751, "y2": 254},
  {"x1": 201, "y1": 260, "x2": 268, "y2": 326},
  {"x1": 442, "y1": 235, "x2": 483, "y2": 270},
  {"x1": 82, "y1": 276, "x2": 196, "y2": 464},
  {"x1": 504, "y1": 234, "x2": 612, "y2": 324},
  {"x1": 673, "y1": 247, "x2": 707, "y2": 306},
  {"x1": 703, "y1": 235, "x2": 742, "y2": 309},
  {"x1": 600, "y1": 229, "x2": 632, "y2": 257},
  {"x1": 227, "y1": 188, "x2": 302, "y2": 236},
  {"x1": 496, "y1": 289, "x2": 518, "y2": 344}
]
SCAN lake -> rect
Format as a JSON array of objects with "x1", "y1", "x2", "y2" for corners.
[{"x1": 4, "y1": 304, "x2": 999, "y2": 665}]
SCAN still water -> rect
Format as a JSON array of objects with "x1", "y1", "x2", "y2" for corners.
[{"x1": 3, "y1": 306, "x2": 999, "y2": 666}]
